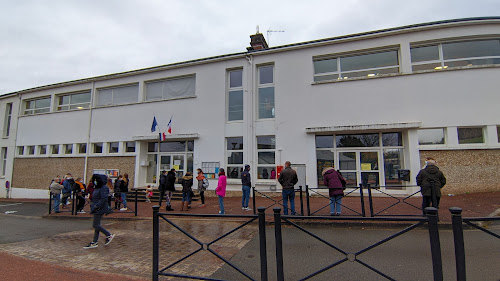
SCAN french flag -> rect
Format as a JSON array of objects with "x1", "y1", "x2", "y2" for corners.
[{"x1": 167, "y1": 116, "x2": 172, "y2": 134}]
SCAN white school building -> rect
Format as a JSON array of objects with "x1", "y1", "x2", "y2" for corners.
[{"x1": 1, "y1": 17, "x2": 500, "y2": 199}]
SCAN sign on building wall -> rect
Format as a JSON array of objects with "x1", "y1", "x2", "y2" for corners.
[
  {"x1": 201, "y1": 162, "x2": 220, "y2": 179},
  {"x1": 93, "y1": 169, "x2": 120, "y2": 180}
]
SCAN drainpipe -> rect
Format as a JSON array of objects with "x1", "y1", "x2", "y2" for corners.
[{"x1": 83, "y1": 81, "x2": 95, "y2": 183}]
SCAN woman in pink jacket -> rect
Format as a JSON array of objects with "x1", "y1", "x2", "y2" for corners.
[{"x1": 216, "y1": 168, "x2": 226, "y2": 214}]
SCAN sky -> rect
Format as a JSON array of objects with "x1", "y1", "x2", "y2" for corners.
[{"x1": 1, "y1": 0, "x2": 499, "y2": 95}]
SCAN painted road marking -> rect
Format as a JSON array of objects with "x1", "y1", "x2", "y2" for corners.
[
  {"x1": 0, "y1": 203, "x2": 22, "y2": 207},
  {"x1": 5, "y1": 211, "x2": 18, "y2": 214}
]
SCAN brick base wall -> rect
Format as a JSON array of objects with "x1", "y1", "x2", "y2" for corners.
[
  {"x1": 420, "y1": 149, "x2": 500, "y2": 194},
  {"x1": 86, "y1": 156, "x2": 135, "y2": 188}
]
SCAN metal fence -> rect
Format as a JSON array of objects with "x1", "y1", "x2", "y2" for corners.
[{"x1": 252, "y1": 186, "x2": 305, "y2": 215}]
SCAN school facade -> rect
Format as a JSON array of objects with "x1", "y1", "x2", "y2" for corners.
[{"x1": 1, "y1": 17, "x2": 500, "y2": 199}]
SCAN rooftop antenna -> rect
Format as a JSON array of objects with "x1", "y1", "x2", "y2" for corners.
[{"x1": 267, "y1": 28, "x2": 285, "y2": 46}]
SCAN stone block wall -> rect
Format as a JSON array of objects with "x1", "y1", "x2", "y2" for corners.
[{"x1": 420, "y1": 149, "x2": 500, "y2": 194}]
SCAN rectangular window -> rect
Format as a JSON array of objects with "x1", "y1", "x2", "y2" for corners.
[
  {"x1": 228, "y1": 69, "x2": 243, "y2": 121},
  {"x1": 125, "y1": 141, "x2": 135, "y2": 153},
  {"x1": 314, "y1": 49, "x2": 399, "y2": 81},
  {"x1": 257, "y1": 136, "x2": 276, "y2": 179},
  {"x1": 39, "y1": 145, "x2": 47, "y2": 155},
  {"x1": 145, "y1": 75, "x2": 195, "y2": 101},
  {"x1": 3, "y1": 103, "x2": 12, "y2": 137},
  {"x1": 382, "y1": 133, "x2": 402, "y2": 147},
  {"x1": 51, "y1": 145, "x2": 59, "y2": 155},
  {"x1": 418, "y1": 129, "x2": 445, "y2": 145},
  {"x1": 93, "y1": 143, "x2": 103, "y2": 153},
  {"x1": 64, "y1": 144, "x2": 73, "y2": 154},
  {"x1": 28, "y1": 146, "x2": 35, "y2": 155},
  {"x1": 384, "y1": 148, "x2": 404, "y2": 187},
  {"x1": 23, "y1": 97, "x2": 51, "y2": 115},
  {"x1": 336, "y1": 134, "x2": 380, "y2": 147},
  {"x1": 458, "y1": 127, "x2": 484, "y2": 144},
  {"x1": 227, "y1": 137, "x2": 243, "y2": 179},
  {"x1": 17, "y1": 146, "x2": 24, "y2": 156},
  {"x1": 411, "y1": 39, "x2": 500, "y2": 71},
  {"x1": 1, "y1": 147, "x2": 6, "y2": 176},
  {"x1": 78, "y1": 143, "x2": 86, "y2": 154},
  {"x1": 57, "y1": 92, "x2": 91, "y2": 111},
  {"x1": 97, "y1": 84, "x2": 139, "y2": 106},
  {"x1": 258, "y1": 65, "x2": 275, "y2": 119},
  {"x1": 108, "y1": 142, "x2": 119, "y2": 153}
]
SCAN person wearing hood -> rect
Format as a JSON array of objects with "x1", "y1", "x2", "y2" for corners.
[
  {"x1": 416, "y1": 157, "x2": 447, "y2": 213},
  {"x1": 179, "y1": 172, "x2": 193, "y2": 211},
  {"x1": 49, "y1": 176, "x2": 63, "y2": 213},
  {"x1": 241, "y1": 164, "x2": 252, "y2": 211},
  {"x1": 322, "y1": 166, "x2": 346, "y2": 216},
  {"x1": 61, "y1": 173, "x2": 75, "y2": 208}
]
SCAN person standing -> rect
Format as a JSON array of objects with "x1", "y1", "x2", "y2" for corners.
[
  {"x1": 241, "y1": 164, "x2": 252, "y2": 211},
  {"x1": 416, "y1": 157, "x2": 447, "y2": 213},
  {"x1": 120, "y1": 173, "x2": 129, "y2": 211},
  {"x1": 196, "y1": 168, "x2": 208, "y2": 207},
  {"x1": 322, "y1": 166, "x2": 346, "y2": 216},
  {"x1": 74, "y1": 177, "x2": 87, "y2": 214},
  {"x1": 83, "y1": 174, "x2": 115, "y2": 249},
  {"x1": 113, "y1": 175, "x2": 123, "y2": 210},
  {"x1": 158, "y1": 170, "x2": 167, "y2": 209},
  {"x1": 49, "y1": 177, "x2": 63, "y2": 213},
  {"x1": 61, "y1": 173, "x2": 75, "y2": 208},
  {"x1": 164, "y1": 169, "x2": 176, "y2": 211},
  {"x1": 106, "y1": 178, "x2": 114, "y2": 208},
  {"x1": 216, "y1": 168, "x2": 227, "y2": 214},
  {"x1": 180, "y1": 172, "x2": 193, "y2": 211},
  {"x1": 278, "y1": 161, "x2": 298, "y2": 215}
]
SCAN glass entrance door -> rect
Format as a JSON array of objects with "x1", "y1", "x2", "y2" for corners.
[
  {"x1": 158, "y1": 154, "x2": 188, "y2": 184},
  {"x1": 338, "y1": 151, "x2": 380, "y2": 188}
]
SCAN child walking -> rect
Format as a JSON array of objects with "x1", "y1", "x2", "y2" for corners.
[
  {"x1": 145, "y1": 185, "x2": 153, "y2": 203},
  {"x1": 216, "y1": 168, "x2": 226, "y2": 214}
]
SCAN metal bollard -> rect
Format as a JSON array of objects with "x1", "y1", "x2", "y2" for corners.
[
  {"x1": 48, "y1": 193, "x2": 53, "y2": 214},
  {"x1": 359, "y1": 184, "x2": 366, "y2": 217},
  {"x1": 367, "y1": 184, "x2": 374, "y2": 217},
  {"x1": 425, "y1": 207, "x2": 443, "y2": 281},
  {"x1": 152, "y1": 206, "x2": 160, "y2": 281},
  {"x1": 252, "y1": 186, "x2": 256, "y2": 215},
  {"x1": 450, "y1": 207, "x2": 466, "y2": 281},
  {"x1": 134, "y1": 189, "x2": 138, "y2": 216},
  {"x1": 273, "y1": 207, "x2": 284, "y2": 281},
  {"x1": 299, "y1": 185, "x2": 304, "y2": 216},
  {"x1": 258, "y1": 207, "x2": 268, "y2": 281},
  {"x1": 306, "y1": 185, "x2": 311, "y2": 216}
]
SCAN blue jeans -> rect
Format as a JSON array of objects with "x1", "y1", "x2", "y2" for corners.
[
  {"x1": 330, "y1": 195, "x2": 343, "y2": 215},
  {"x1": 52, "y1": 193, "x2": 61, "y2": 212},
  {"x1": 93, "y1": 214, "x2": 111, "y2": 243},
  {"x1": 182, "y1": 191, "x2": 191, "y2": 202},
  {"x1": 120, "y1": 192, "x2": 127, "y2": 208},
  {"x1": 218, "y1": 195, "x2": 225, "y2": 214},
  {"x1": 282, "y1": 189, "x2": 295, "y2": 215},
  {"x1": 242, "y1": 186, "x2": 251, "y2": 208}
]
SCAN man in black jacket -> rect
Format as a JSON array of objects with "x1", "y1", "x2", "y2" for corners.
[
  {"x1": 416, "y1": 157, "x2": 447, "y2": 214},
  {"x1": 278, "y1": 161, "x2": 298, "y2": 215},
  {"x1": 158, "y1": 170, "x2": 168, "y2": 209},
  {"x1": 164, "y1": 169, "x2": 176, "y2": 211},
  {"x1": 241, "y1": 165, "x2": 252, "y2": 211}
]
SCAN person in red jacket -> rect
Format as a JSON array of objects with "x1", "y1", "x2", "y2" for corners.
[{"x1": 322, "y1": 166, "x2": 346, "y2": 216}]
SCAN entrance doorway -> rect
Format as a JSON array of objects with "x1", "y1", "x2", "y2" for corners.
[
  {"x1": 338, "y1": 151, "x2": 380, "y2": 188},
  {"x1": 159, "y1": 154, "x2": 191, "y2": 180}
]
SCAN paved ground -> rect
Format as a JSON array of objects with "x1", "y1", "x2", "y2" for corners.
[{"x1": 0, "y1": 191, "x2": 499, "y2": 280}]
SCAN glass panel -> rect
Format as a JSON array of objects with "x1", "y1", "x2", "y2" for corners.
[
  {"x1": 314, "y1": 58, "x2": 337, "y2": 74},
  {"x1": 258, "y1": 151, "x2": 275, "y2": 164},
  {"x1": 258, "y1": 87, "x2": 275, "y2": 119},
  {"x1": 94, "y1": 143, "x2": 103, "y2": 153},
  {"x1": 59, "y1": 96, "x2": 70, "y2": 105},
  {"x1": 341, "y1": 51, "x2": 398, "y2": 72},
  {"x1": 147, "y1": 154, "x2": 157, "y2": 183},
  {"x1": 230, "y1": 70, "x2": 243, "y2": 88},
  {"x1": 160, "y1": 155, "x2": 171, "y2": 171},
  {"x1": 145, "y1": 82, "x2": 163, "y2": 101},
  {"x1": 418, "y1": 129, "x2": 445, "y2": 145},
  {"x1": 28, "y1": 146, "x2": 35, "y2": 155},
  {"x1": 315, "y1": 135, "x2": 333, "y2": 148},
  {"x1": 228, "y1": 90, "x2": 243, "y2": 121},
  {"x1": 78, "y1": 143, "x2": 86, "y2": 154},
  {"x1": 114, "y1": 85, "x2": 138, "y2": 105},
  {"x1": 336, "y1": 134, "x2": 379, "y2": 147},
  {"x1": 382, "y1": 132, "x2": 402, "y2": 146},
  {"x1": 187, "y1": 141, "x2": 194, "y2": 152},
  {"x1": 148, "y1": 142, "x2": 158, "y2": 152},
  {"x1": 339, "y1": 152, "x2": 356, "y2": 170},
  {"x1": 443, "y1": 40, "x2": 500, "y2": 60},
  {"x1": 360, "y1": 152, "x2": 379, "y2": 171},
  {"x1": 257, "y1": 136, "x2": 276, "y2": 149},
  {"x1": 34, "y1": 108, "x2": 50, "y2": 114},
  {"x1": 458, "y1": 127, "x2": 484, "y2": 144},
  {"x1": 108, "y1": 142, "x2": 119, "y2": 153},
  {"x1": 259, "y1": 66, "x2": 273, "y2": 84},
  {"x1": 227, "y1": 137, "x2": 243, "y2": 150},
  {"x1": 164, "y1": 77, "x2": 195, "y2": 99},
  {"x1": 187, "y1": 153, "x2": 194, "y2": 173},
  {"x1": 228, "y1": 166, "x2": 243, "y2": 179},
  {"x1": 126, "y1": 142, "x2": 135, "y2": 152},
  {"x1": 316, "y1": 150, "x2": 334, "y2": 186},
  {"x1": 341, "y1": 67, "x2": 399, "y2": 79},
  {"x1": 410, "y1": 45, "x2": 439, "y2": 62},
  {"x1": 257, "y1": 167, "x2": 274, "y2": 179},
  {"x1": 35, "y1": 98, "x2": 50, "y2": 109},
  {"x1": 412, "y1": 63, "x2": 442, "y2": 71},
  {"x1": 314, "y1": 74, "x2": 339, "y2": 82},
  {"x1": 18, "y1": 146, "x2": 24, "y2": 155},
  {"x1": 98, "y1": 89, "x2": 113, "y2": 106},
  {"x1": 228, "y1": 152, "x2": 243, "y2": 164},
  {"x1": 71, "y1": 92, "x2": 91, "y2": 104},
  {"x1": 342, "y1": 172, "x2": 357, "y2": 188},
  {"x1": 39, "y1": 145, "x2": 46, "y2": 155},
  {"x1": 173, "y1": 154, "x2": 184, "y2": 172},
  {"x1": 160, "y1": 141, "x2": 185, "y2": 152},
  {"x1": 51, "y1": 145, "x2": 58, "y2": 154},
  {"x1": 65, "y1": 144, "x2": 72, "y2": 154},
  {"x1": 445, "y1": 58, "x2": 500, "y2": 68},
  {"x1": 361, "y1": 172, "x2": 379, "y2": 187},
  {"x1": 384, "y1": 149, "x2": 403, "y2": 187}
]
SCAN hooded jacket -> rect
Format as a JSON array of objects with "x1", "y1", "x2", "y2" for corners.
[
  {"x1": 322, "y1": 167, "x2": 345, "y2": 197},
  {"x1": 241, "y1": 165, "x2": 251, "y2": 187},
  {"x1": 180, "y1": 174, "x2": 193, "y2": 193},
  {"x1": 159, "y1": 173, "x2": 167, "y2": 191},
  {"x1": 90, "y1": 174, "x2": 110, "y2": 215},
  {"x1": 166, "y1": 171, "x2": 176, "y2": 191},
  {"x1": 62, "y1": 177, "x2": 75, "y2": 194},
  {"x1": 416, "y1": 165, "x2": 447, "y2": 197}
]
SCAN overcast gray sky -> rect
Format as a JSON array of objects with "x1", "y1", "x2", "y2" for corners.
[{"x1": 1, "y1": 0, "x2": 499, "y2": 95}]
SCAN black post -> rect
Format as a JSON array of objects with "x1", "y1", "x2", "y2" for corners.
[
  {"x1": 252, "y1": 186, "x2": 256, "y2": 215},
  {"x1": 425, "y1": 207, "x2": 443, "y2": 281},
  {"x1": 134, "y1": 189, "x2": 138, "y2": 217},
  {"x1": 359, "y1": 184, "x2": 366, "y2": 217},
  {"x1": 48, "y1": 193, "x2": 52, "y2": 214},
  {"x1": 72, "y1": 192, "x2": 76, "y2": 215},
  {"x1": 152, "y1": 205, "x2": 160, "y2": 281},
  {"x1": 306, "y1": 185, "x2": 311, "y2": 216},
  {"x1": 274, "y1": 207, "x2": 284, "y2": 281},
  {"x1": 367, "y1": 184, "x2": 374, "y2": 217},
  {"x1": 258, "y1": 207, "x2": 268, "y2": 281},
  {"x1": 450, "y1": 207, "x2": 466, "y2": 281},
  {"x1": 299, "y1": 185, "x2": 304, "y2": 216}
]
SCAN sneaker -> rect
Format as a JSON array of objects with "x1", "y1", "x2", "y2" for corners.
[
  {"x1": 219, "y1": 211, "x2": 225, "y2": 214},
  {"x1": 83, "y1": 242, "x2": 98, "y2": 249},
  {"x1": 198, "y1": 204, "x2": 205, "y2": 208},
  {"x1": 120, "y1": 207, "x2": 127, "y2": 211},
  {"x1": 105, "y1": 234, "x2": 115, "y2": 246},
  {"x1": 78, "y1": 210, "x2": 86, "y2": 214},
  {"x1": 245, "y1": 207, "x2": 252, "y2": 211},
  {"x1": 242, "y1": 207, "x2": 245, "y2": 210}
]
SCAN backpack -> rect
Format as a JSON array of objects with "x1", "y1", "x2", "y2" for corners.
[{"x1": 202, "y1": 178, "x2": 209, "y2": 189}]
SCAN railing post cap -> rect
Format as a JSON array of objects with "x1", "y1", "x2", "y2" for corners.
[
  {"x1": 424, "y1": 207, "x2": 438, "y2": 215},
  {"x1": 449, "y1": 207, "x2": 463, "y2": 214},
  {"x1": 273, "y1": 207, "x2": 281, "y2": 213},
  {"x1": 257, "y1": 207, "x2": 266, "y2": 213},
  {"x1": 153, "y1": 205, "x2": 160, "y2": 211}
]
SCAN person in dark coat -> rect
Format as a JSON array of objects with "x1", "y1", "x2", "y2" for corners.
[
  {"x1": 179, "y1": 172, "x2": 193, "y2": 211},
  {"x1": 158, "y1": 170, "x2": 168, "y2": 209},
  {"x1": 416, "y1": 157, "x2": 447, "y2": 214},
  {"x1": 83, "y1": 174, "x2": 115, "y2": 249},
  {"x1": 278, "y1": 161, "x2": 298, "y2": 215},
  {"x1": 164, "y1": 169, "x2": 176, "y2": 211},
  {"x1": 322, "y1": 167, "x2": 346, "y2": 216},
  {"x1": 241, "y1": 165, "x2": 252, "y2": 211}
]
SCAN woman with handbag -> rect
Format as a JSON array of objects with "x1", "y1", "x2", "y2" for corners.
[
  {"x1": 322, "y1": 166, "x2": 346, "y2": 216},
  {"x1": 196, "y1": 168, "x2": 209, "y2": 207}
]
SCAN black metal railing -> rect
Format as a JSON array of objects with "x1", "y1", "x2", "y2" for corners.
[
  {"x1": 152, "y1": 206, "x2": 268, "y2": 281},
  {"x1": 364, "y1": 184, "x2": 423, "y2": 217},
  {"x1": 48, "y1": 192, "x2": 75, "y2": 215},
  {"x1": 252, "y1": 186, "x2": 304, "y2": 215},
  {"x1": 305, "y1": 184, "x2": 366, "y2": 216},
  {"x1": 449, "y1": 207, "x2": 500, "y2": 281}
]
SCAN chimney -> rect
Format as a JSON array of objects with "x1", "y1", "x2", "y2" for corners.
[{"x1": 247, "y1": 33, "x2": 269, "y2": 51}]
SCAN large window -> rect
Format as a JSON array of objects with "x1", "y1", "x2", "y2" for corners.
[
  {"x1": 258, "y1": 65, "x2": 275, "y2": 119},
  {"x1": 57, "y1": 92, "x2": 91, "y2": 111},
  {"x1": 458, "y1": 127, "x2": 484, "y2": 144},
  {"x1": 1, "y1": 147, "x2": 6, "y2": 176},
  {"x1": 125, "y1": 141, "x2": 135, "y2": 153},
  {"x1": 23, "y1": 97, "x2": 51, "y2": 115},
  {"x1": 51, "y1": 145, "x2": 59, "y2": 155},
  {"x1": 39, "y1": 145, "x2": 47, "y2": 155},
  {"x1": 227, "y1": 69, "x2": 243, "y2": 121},
  {"x1": 17, "y1": 146, "x2": 24, "y2": 156},
  {"x1": 77, "y1": 143, "x2": 86, "y2": 154},
  {"x1": 314, "y1": 49, "x2": 399, "y2": 81},
  {"x1": 145, "y1": 76, "x2": 195, "y2": 101},
  {"x1": 418, "y1": 129, "x2": 445, "y2": 145},
  {"x1": 108, "y1": 142, "x2": 119, "y2": 153},
  {"x1": 315, "y1": 135, "x2": 334, "y2": 186},
  {"x1": 257, "y1": 136, "x2": 276, "y2": 179},
  {"x1": 411, "y1": 39, "x2": 500, "y2": 71},
  {"x1": 227, "y1": 137, "x2": 243, "y2": 179},
  {"x1": 97, "y1": 84, "x2": 139, "y2": 106},
  {"x1": 3, "y1": 103, "x2": 12, "y2": 137},
  {"x1": 28, "y1": 146, "x2": 35, "y2": 155},
  {"x1": 93, "y1": 143, "x2": 103, "y2": 154}
]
